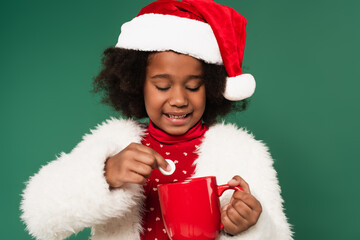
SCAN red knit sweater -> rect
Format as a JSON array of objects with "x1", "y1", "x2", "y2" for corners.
[{"x1": 140, "y1": 120, "x2": 208, "y2": 240}]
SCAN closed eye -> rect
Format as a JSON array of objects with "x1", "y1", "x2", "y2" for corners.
[
  {"x1": 186, "y1": 86, "x2": 201, "y2": 92},
  {"x1": 156, "y1": 86, "x2": 170, "y2": 91}
]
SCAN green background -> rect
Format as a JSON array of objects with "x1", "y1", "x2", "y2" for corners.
[{"x1": 1, "y1": 0, "x2": 359, "y2": 239}]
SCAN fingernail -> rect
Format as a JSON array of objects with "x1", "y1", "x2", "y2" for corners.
[
  {"x1": 159, "y1": 159, "x2": 176, "y2": 175},
  {"x1": 228, "y1": 179, "x2": 237, "y2": 185},
  {"x1": 166, "y1": 164, "x2": 172, "y2": 171}
]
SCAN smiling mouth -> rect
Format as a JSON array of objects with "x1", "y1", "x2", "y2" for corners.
[{"x1": 165, "y1": 114, "x2": 189, "y2": 119}]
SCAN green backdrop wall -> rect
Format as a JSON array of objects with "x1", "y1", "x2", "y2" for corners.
[{"x1": 1, "y1": 0, "x2": 359, "y2": 239}]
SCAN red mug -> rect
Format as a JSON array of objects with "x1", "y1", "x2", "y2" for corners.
[{"x1": 158, "y1": 176, "x2": 243, "y2": 240}]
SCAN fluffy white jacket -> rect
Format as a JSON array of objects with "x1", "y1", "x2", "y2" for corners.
[{"x1": 20, "y1": 118, "x2": 293, "y2": 240}]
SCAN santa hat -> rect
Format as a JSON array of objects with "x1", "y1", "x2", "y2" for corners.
[{"x1": 116, "y1": 0, "x2": 255, "y2": 101}]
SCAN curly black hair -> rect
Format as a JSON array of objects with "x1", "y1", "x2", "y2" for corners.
[{"x1": 93, "y1": 47, "x2": 247, "y2": 126}]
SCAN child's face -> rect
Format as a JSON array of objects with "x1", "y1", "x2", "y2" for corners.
[{"x1": 144, "y1": 51, "x2": 206, "y2": 135}]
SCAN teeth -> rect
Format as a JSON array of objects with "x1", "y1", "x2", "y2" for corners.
[{"x1": 168, "y1": 114, "x2": 187, "y2": 119}]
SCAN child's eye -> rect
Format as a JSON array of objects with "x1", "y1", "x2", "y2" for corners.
[
  {"x1": 186, "y1": 86, "x2": 201, "y2": 92},
  {"x1": 156, "y1": 86, "x2": 170, "y2": 91}
]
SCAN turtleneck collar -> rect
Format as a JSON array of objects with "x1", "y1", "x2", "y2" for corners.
[{"x1": 147, "y1": 120, "x2": 208, "y2": 144}]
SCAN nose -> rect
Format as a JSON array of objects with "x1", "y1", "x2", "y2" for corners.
[{"x1": 169, "y1": 87, "x2": 188, "y2": 107}]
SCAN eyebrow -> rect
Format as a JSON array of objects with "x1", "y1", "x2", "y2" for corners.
[
  {"x1": 150, "y1": 74, "x2": 203, "y2": 81},
  {"x1": 186, "y1": 75, "x2": 203, "y2": 80},
  {"x1": 150, "y1": 74, "x2": 171, "y2": 79}
]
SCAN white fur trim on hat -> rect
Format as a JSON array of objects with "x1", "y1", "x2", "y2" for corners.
[
  {"x1": 116, "y1": 14, "x2": 223, "y2": 64},
  {"x1": 223, "y1": 74, "x2": 256, "y2": 101}
]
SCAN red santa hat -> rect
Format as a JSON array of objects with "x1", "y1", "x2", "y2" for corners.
[{"x1": 116, "y1": 0, "x2": 256, "y2": 101}]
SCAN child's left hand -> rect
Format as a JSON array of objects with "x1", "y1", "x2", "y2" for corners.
[{"x1": 221, "y1": 175, "x2": 262, "y2": 236}]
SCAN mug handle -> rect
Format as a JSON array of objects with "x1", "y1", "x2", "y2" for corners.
[{"x1": 217, "y1": 184, "x2": 244, "y2": 230}]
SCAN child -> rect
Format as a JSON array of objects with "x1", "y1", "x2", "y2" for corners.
[{"x1": 21, "y1": 0, "x2": 293, "y2": 239}]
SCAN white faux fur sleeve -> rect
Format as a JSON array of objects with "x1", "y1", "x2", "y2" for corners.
[
  {"x1": 20, "y1": 118, "x2": 146, "y2": 240},
  {"x1": 193, "y1": 123, "x2": 293, "y2": 240}
]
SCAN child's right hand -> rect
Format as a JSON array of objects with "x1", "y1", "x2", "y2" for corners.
[{"x1": 104, "y1": 142, "x2": 170, "y2": 189}]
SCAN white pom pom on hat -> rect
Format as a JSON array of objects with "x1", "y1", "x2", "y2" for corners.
[
  {"x1": 116, "y1": 0, "x2": 256, "y2": 101},
  {"x1": 224, "y1": 74, "x2": 256, "y2": 101}
]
